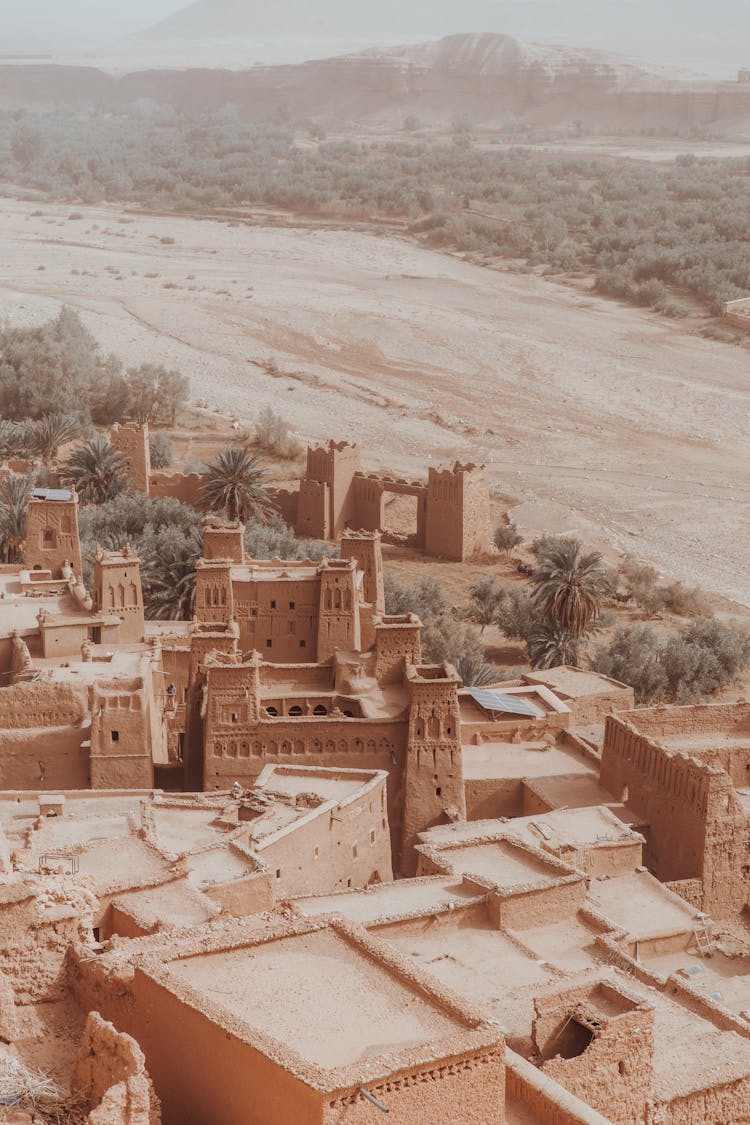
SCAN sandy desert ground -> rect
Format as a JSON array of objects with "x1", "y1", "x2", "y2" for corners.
[{"x1": 1, "y1": 197, "x2": 749, "y2": 605}]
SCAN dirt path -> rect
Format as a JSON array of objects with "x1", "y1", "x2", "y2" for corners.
[{"x1": 1, "y1": 197, "x2": 749, "y2": 605}]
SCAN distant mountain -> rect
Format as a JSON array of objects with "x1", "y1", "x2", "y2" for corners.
[{"x1": 141, "y1": 0, "x2": 750, "y2": 74}]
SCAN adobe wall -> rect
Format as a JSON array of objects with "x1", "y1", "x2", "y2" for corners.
[
  {"x1": 656, "y1": 1077, "x2": 750, "y2": 1124},
  {"x1": 149, "y1": 471, "x2": 205, "y2": 508},
  {"x1": 202, "y1": 870, "x2": 274, "y2": 916},
  {"x1": 268, "y1": 486, "x2": 300, "y2": 530},
  {"x1": 505, "y1": 1049, "x2": 615, "y2": 1125},
  {"x1": 351, "y1": 475, "x2": 386, "y2": 532},
  {"x1": 0, "y1": 681, "x2": 90, "y2": 788},
  {"x1": 110, "y1": 423, "x2": 151, "y2": 496},
  {"x1": 121, "y1": 968, "x2": 325, "y2": 1125},
  {"x1": 465, "y1": 777, "x2": 526, "y2": 820},
  {"x1": 424, "y1": 463, "x2": 490, "y2": 562},
  {"x1": 296, "y1": 478, "x2": 329, "y2": 539},
  {"x1": 72, "y1": 1011, "x2": 160, "y2": 1125},
  {"x1": 322, "y1": 1049, "x2": 505, "y2": 1124},
  {"x1": 487, "y1": 875, "x2": 586, "y2": 930},
  {"x1": 25, "y1": 493, "x2": 83, "y2": 579},
  {"x1": 89, "y1": 676, "x2": 161, "y2": 790},
  {"x1": 723, "y1": 298, "x2": 750, "y2": 331},
  {"x1": 254, "y1": 775, "x2": 393, "y2": 897},
  {"x1": 401, "y1": 667, "x2": 465, "y2": 874},
  {"x1": 203, "y1": 718, "x2": 408, "y2": 866},
  {"x1": 601, "y1": 714, "x2": 750, "y2": 916},
  {"x1": 534, "y1": 982, "x2": 654, "y2": 1125}
]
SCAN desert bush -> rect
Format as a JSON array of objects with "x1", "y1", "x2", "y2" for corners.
[
  {"x1": 149, "y1": 430, "x2": 173, "y2": 469},
  {"x1": 252, "y1": 406, "x2": 303, "y2": 459},
  {"x1": 468, "y1": 575, "x2": 504, "y2": 632},
  {"x1": 494, "y1": 521, "x2": 522, "y2": 555},
  {"x1": 592, "y1": 618, "x2": 750, "y2": 703},
  {"x1": 660, "y1": 618, "x2": 750, "y2": 702},
  {"x1": 496, "y1": 586, "x2": 539, "y2": 642},
  {"x1": 591, "y1": 625, "x2": 667, "y2": 703},
  {"x1": 620, "y1": 555, "x2": 709, "y2": 616}
]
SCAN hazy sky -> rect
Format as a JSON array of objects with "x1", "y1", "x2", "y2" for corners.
[
  {"x1": 1, "y1": 0, "x2": 182, "y2": 46},
  {"x1": 2, "y1": 0, "x2": 748, "y2": 73}
]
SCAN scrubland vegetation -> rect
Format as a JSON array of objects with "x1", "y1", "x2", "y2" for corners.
[
  {"x1": 0, "y1": 307, "x2": 189, "y2": 426},
  {"x1": 3, "y1": 108, "x2": 750, "y2": 314}
]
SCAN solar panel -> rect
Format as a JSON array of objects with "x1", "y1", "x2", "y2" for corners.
[
  {"x1": 32, "y1": 488, "x2": 72, "y2": 502},
  {"x1": 466, "y1": 688, "x2": 539, "y2": 718}
]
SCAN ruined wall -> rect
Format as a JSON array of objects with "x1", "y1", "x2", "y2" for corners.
[
  {"x1": 202, "y1": 870, "x2": 274, "y2": 916},
  {"x1": 72, "y1": 1011, "x2": 161, "y2": 1125},
  {"x1": 0, "y1": 878, "x2": 96, "y2": 1003},
  {"x1": 268, "y1": 487, "x2": 300, "y2": 530},
  {"x1": 487, "y1": 876, "x2": 586, "y2": 930}
]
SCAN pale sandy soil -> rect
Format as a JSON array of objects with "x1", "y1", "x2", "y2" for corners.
[{"x1": 1, "y1": 197, "x2": 750, "y2": 605}]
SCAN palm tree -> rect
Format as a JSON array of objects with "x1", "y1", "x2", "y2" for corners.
[
  {"x1": 60, "y1": 437, "x2": 127, "y2": 506},
  {"x1": 469, "y1": 576, "x2": 503, "y2": 634},
  {"x1": 528, "y1": 625, "x2": 585, "y2": 670},
  {"x1": 0, "y1": 420, "x2": 31, "y2": 462},
  {"x1": 531, "y1": 537, "x2": 610, "y2": 638},
  {"x1": 455, "y1": 652, "x2": 500, "y2": 687},
  {"x1": 141, "y1": 526, "x2": 202, "y2": 620},
  {"x1": 0, "y1": 472, "x2": 33, "y2": 563},
  {"x1": 28, "y1": 414, "x2": 81, "y2": 464},
  {"x1": 201, "y1": 448, "x2": 273, "y2": 523}
]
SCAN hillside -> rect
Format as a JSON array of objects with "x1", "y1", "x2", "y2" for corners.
[{"x1": 2, "y1": 33, "x2": 749, "y2": 132}]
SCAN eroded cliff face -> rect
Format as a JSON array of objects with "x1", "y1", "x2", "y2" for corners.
[{"x1": 2, "y1": 34, "x2": 750, "y2": 130}]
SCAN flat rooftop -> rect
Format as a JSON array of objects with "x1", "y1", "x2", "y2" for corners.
[
  {"x1": 428, "y1": 839, "x2": 564, "y2": 889},
  {"x1": 377, "y1": 909, "x2": 560, "y2": 1040},
  {"x1": 294, "y1": 877, "x2": 484, "y2": 925},
  {"x1": 462, "y1": 738, "x2": 597, "y2": 782},
  {"x1": 587, "y1": 871, "x2": 700, "y2": 939},
  {"x1": 421, "y1": 806, "x2": 640, "y2": 853},
  {"x1": 164, "y1": 927, "x2": 467, "y2": 1069},
  {"x1": 256, "y1": 765, "x2": 381, "y2": 805},
  {"x1": 523, "y1": 666, "x2": 630, "y2": 699}
]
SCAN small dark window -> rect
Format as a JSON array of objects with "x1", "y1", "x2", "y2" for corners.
[
  {"x1": 111, "y1": 730, "x2": 120, "y2": 742},
  {"x1": 266, "y1": 706, "x2": 278, "y2": 717},
  {"x1": 266, "y1": 638, "x2": 272, "y2": 648},
  {"x1": 270, "y1": 599, "x2": 276, "y2": 609},
  {"x1": 313, "y1": 704, "x2": 327, "y2": 716},
  {"x1": 275, "y1": 868, "x2": 282, "y2": 879},
  {"x1": 288, "y1": 706, "x2": 303, "y2": 717},
  {"x1": 435, "y1": 786, "x2": 441, "y2": 796},
  {"x1": 299, "y1": 639, "x2": 306, "y2": 648},
  {"x1": 43, "y1": 529, "x2": 54, "y2": 544},
  {"x1": 231, "y1": 712, "x2": 238, "y2": 723},
  {"x1": 289, "y1": 601, "x2": 295, "y2": 609},
  {"x1": 343, "y1": 709, "x2": 353, "y2": 717}
]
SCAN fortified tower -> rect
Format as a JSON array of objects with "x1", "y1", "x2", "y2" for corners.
[
  {"x1": 424, "y1": 462, "x2": 491, "y2": 561},
  {"x1": 195, "y1": 561, "x2": 234, "y2": 625},
  {"x1": 401, "y1": 662, "x2": 465, "y2": 874},
  {"x1": 202, "y1": 518, "x2": 245, "y2": 564},
  {"x1": 297, "y1": 440, "x2": 360, "y2": 539},
  {"x1": 93, "y1": 545, "x2": 144, "y2": 643},
  {"x1": 316, "y1": 559, "x2": 361, "y2": 660},
  {"x1": 25, "y1": 488, "x2": 82, "y2": 580},
  {"x1": 340, "y1": 531, "x2": 385, "y2": 612},
  {"x1": 110, "y1": 423, "x2": 151, "y2": 495},
  {"x1": 373, "y1": 614, "x2": 422, "y2": 685}
]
